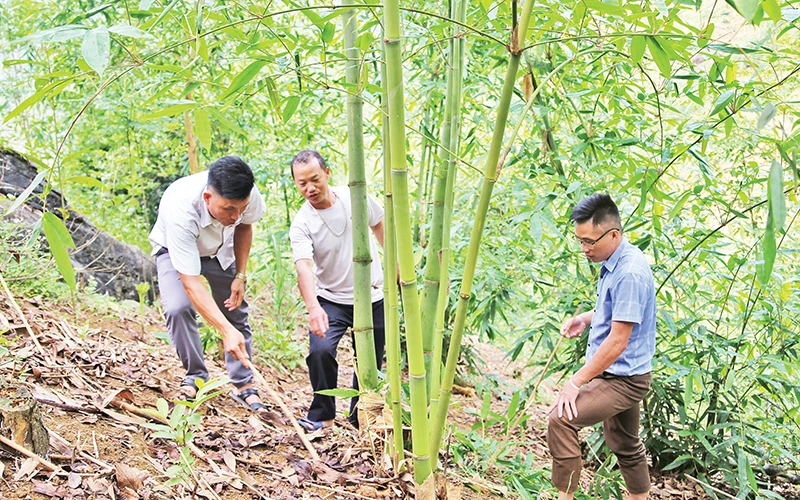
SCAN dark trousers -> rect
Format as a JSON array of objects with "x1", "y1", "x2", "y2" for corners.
[
  {"x1": 306, "y1": 297, "x2": 385, "y2": 426},
  {"x1": 547, "y1": 372, "x2": 652, "y2": 494}
]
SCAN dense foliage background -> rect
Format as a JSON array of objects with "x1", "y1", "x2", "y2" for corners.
[{"x1": 1, "y1": 0, "x2": 799, "y2": 496}]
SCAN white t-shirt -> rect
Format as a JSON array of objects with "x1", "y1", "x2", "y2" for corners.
[
  {"x1": 148, "y1": 171, "x2": 267, "y2": 276},
  {"x1": 290, "y1": 185, "x2": 384, "y2": 304}
]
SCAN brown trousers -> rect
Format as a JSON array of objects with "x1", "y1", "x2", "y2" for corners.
[{"x1": 547, "y1": 372, "x2": 652, "y2": 494}]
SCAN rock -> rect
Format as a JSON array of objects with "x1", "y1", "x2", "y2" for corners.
[{"x1": 0, "y1": 149, "x2": 156, "y2": 301}]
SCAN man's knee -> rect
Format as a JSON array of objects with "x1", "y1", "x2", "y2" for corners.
[
  {"x1": 163, "y1": 296, "x2": 194, "y2": 321},
  {"x1": 609, "y1": 439, "x2": 646, "y2": 464},
  {"x1": 307, "y1": 341, "x2": 336, "y2": 364}
]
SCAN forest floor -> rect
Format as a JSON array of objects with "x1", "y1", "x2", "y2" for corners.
[{"x1": 1, "y1": 290, "x2": 797, "y2": 499}]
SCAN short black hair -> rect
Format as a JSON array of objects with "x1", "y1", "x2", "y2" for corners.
[
  {"x1": 569, "y1": 193, "x2": 621, "y2": 227},
  {"x1": 290, "y1": 150, "x2": 328, "y2": 179},
  {"x1": 207, "y1": 156, "x2": 254, "y2": 200}
]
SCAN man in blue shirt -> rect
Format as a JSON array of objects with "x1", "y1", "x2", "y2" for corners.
[{"x1": 547, "y1": 193, "x2": 656, "y2": 499}]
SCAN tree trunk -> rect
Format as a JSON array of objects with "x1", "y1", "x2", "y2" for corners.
[{"x1": 0, "y1": 383, "x2": 50, "y2": 458}]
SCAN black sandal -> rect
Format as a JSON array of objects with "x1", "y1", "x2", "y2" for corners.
[{"x1": 230, "y1": 388, "x2": 268, "y2": 412}]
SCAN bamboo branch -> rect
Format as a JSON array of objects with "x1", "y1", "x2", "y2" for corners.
[{"x1": 0, "y1": 270, "x2": 48, "y2": 362}]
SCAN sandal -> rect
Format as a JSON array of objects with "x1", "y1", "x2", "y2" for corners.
[
  {"x1": 173, "y1": 382, "x2": 197, "y2": 402},
  {"x1": 298, "y1": 417, "x2": 326, "y2": 432},
  {"x1": 230, "y1": 388, "x2": 268, "y2": 412}
]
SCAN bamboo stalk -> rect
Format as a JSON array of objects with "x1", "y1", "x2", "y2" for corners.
[
  {"x1": 381, "y1": 43, "x2": 405, "y2": 470},
  {"x1": 343, "y1": 0, "x2": 378, "y2": 391},
  {"x1": 383, "y1": 0, "x2": 432, "y2": 485},
  {"x1": 429, "y1": 0, "x2": 467, "y2": 425},
  {"x1": 429, "y1": 0, "x2": 537, "y2": 465}
]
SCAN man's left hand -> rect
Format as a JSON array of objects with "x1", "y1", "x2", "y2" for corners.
[
  {"x1": 225, "y1": 277, "x2": 245, "y2": 311},
  {"x1": 547, "y1": 380, "x2": 581, "y2": 420}
]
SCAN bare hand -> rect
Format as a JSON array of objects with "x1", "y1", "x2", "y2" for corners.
[
  {"x1": 560, "y1": 315, "x2": 587, "y2": 338},
  {"x1": 308, "y1": 305, "x2": 329, "y2": 338},
  {"x1": 223, "y1": 329, "x2": 249, "y2": 362},
  {"x1": 547, "y1": 380, "x2": 581, "y2": 420},
  {"x1": 225, "y1": 278, "x2": 245, "y2": 311}
]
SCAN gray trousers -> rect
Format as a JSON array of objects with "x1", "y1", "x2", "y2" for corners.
[{"x1": 156, "y1": 251, "x2": 254, "y2": 389}]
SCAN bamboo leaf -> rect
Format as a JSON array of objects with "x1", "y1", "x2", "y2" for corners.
[
  {"x1": 321, "y1": 22, "x2": 335, "y2": 44},
  {"x1": 66, "y1": 175, "x2": 103, "y2": 188},
  {"x1": 757, "y1": 212, "x2": 776, "y2": 285},
  {"x1": 218, "y1": 60, "x2": 267, "y2": 101},
  {"x1": 2, "y1": 171, "x2": 46, "y2": 217},
  {"x1": 4, "y1": 79, "x2": 72, "y2": 123},
  {"x1": 207, "y1": 107, "x2": 248, "y2": 136},
  {"x1": 17, "y1": 25, "x2": 86, "y2": 43},
  {"x1": 762, "y1": 0, "x2": 781, "y2": 21},
  {"x1": 725, "y1": 0, "x2": 760, "y2": 22},
  {"x1": 148, "y1": 0, "x2": 180, "y2": 32},
  {"x1": 42, "y1": 213, "x2": 76, "y2": 291},
  {"x1": 193, "y1": 108, "x2": 212, "y2": 149},
  {"x1": 81, "y1": 26, "x2": 110, "y2": 76},
  {"x1": 108, "y1": 23, "x2": 151, "y2": 39},
  {"x1": 667, "y1": 191, "x2": 692, "y2": 219},
  {"x1": 651, "y1": 0, "x2": 669, "y2": 17},
  {"x1": 768, "y1": 160, "x2": 785, "y2": 231},
  {"x1": 283, "y1": 95, "x2": 301, "y2": 123},
  {"x1": 141, "y1": 102, "x2": 199, "y2": 120},
  {"x1": 710, "y1": 90, "x2": 735, "y2": 116},
  {"x1": 645, "y1": 36, "x2": 671, "y2": 77},
  {"x1": 756, "y1": 103, "x2": 777, "y2": 130},
  {"x1": 316, "y1": 388, "x2": 360, "y2": 398},
  {"x1": 630, "y1": 36, "x2": 645, "y2": 64}
]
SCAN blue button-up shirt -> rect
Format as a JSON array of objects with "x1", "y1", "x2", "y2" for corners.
[{"x1": 586, "y1": 239, "x2": 656, "y2": 376}]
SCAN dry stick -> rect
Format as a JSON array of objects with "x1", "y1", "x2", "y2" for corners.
[
  {"x1": 48, "y1": 429, "x2": 114, "y2": 473},
  {"x1": 0, "y1": 434, "x2": 63, "y2": 472},
  {"x1": 243, "y1": 360, "x2": 321, "y2": 462},
  {"x1": 0, "y1": 270, "x2": 49, "y2": 363},
  {"x1": 516, "y1": 304, "x2": 584, "y2": 427},
  {"x1": 685, "y1": 475, "x2": 738, "y2": 500}
]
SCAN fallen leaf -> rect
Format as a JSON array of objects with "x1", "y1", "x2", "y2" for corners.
[
  {"x1": 68, "y1": 471, "x2": 82, "y2": 488},
  {"x1": 32, "y1": 479, "x2": 59, "y2": 496},
  {"x1": 13, "y1": 457, "x2": 39, "y2": 481},
  {"x1": 223, "y1": 450, "x2": 236, "y2": 473}
]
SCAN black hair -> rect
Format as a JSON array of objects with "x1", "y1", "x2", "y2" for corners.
[
  {"x1": 290, "y1": 150, "x2": 328, "y2": 179},
  {"x1": 207, "y1": 156, "x2": 254, "y2": 200},
  {"x1": 569, "y1": 193, "x2": 621, "y2": 227}
]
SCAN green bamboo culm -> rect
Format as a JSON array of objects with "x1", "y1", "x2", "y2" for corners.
[
  {"x1": 429, "y1": 0, "x2": 537, "y2": 464},
  {"x1": 429, "y1": 0, "x2": 467, "y2": 424},
  {"x1": 382, "y1": 0, "x2": 432, "y2": 485},
  {"x1": 380, "y1": 42, "x2": 405, "y2": 469},
  {"x1": 343, "y1": 0, "x2": 378, "y2": 391},
  {"x1": 419, "y1": 0, "x2": 462, "y2": 398}
]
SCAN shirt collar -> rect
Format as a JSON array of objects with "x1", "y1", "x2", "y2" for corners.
[
  {"x1": 195, "y1": 188, "x2": 216, "y2": 228},
  {"x1": 601, "y1": 238, "x2": 628, "y2": 276}
]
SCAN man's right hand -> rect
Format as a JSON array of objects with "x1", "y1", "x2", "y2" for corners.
[
  {"x1": 223, "y1": 329, "x2": 249, "y2": 361},
  {"x1": 308, "y1": 305, "x2": 329, "y2": 338},
  {"x1": 560, "y1": 315, "x2": 587, "y2": 338}
]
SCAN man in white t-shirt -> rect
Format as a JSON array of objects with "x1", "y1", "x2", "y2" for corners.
[
  {"x1": 289, "y1": 150, "x2": 385, "y2": 430},
  {"x1": 149, "y1": 156, "x2": 270, "y2": 412}
]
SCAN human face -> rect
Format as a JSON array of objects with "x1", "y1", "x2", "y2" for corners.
[
  {"x1": 203, "y1": 189, "x2": 250, "y2": 226},
  {"x1": 574, "y1": 221, "x2": 621, "y2": 263},
  {"x1": 292, "y1": 158, "x2": 332, "y2": 208}
]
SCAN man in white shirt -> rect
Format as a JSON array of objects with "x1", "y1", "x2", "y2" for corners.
[
  {"x1": 289, "y1": 150, "x2": 385, "y2": 430},
  {"x1": 149, "y1": 156, "x2": 269, "y2": 411}
]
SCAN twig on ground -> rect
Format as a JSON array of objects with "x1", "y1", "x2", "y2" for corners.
[
  {"x1": 48, "y1": 429, "x2": 114, "y2": 473},
  {"x1": 685, "y1": 475, "x2": 738, "y2": 500},
  {"x1": 244, "y1": 360, "x2": 321, "y2": 462},
  {"x1": 0, "y1": 270, "x2": 50, "y2": 364},
  {"x1": 0, "y1": 434, "x2": 62, "y2": 472}
]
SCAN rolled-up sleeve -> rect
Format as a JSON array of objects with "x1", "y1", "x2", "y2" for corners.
[
  {"x1": 610, "y1": 273, "x2": 648, "y2": 324},
  {"x1": 367, "y1": 194, "x2": 384, "y2": 227}
]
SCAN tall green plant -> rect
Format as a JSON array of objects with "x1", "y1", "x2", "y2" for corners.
[
  {"x1": 343, "y1": 0, "x2": 378, "y2": 391},
  {"x1": 382, "y1": 0, "x2": 431, "y2": 486}
]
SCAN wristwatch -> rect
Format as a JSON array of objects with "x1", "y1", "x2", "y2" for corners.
[{"x1": 234, "y1": 272, "x2": 247, "y2": 283}]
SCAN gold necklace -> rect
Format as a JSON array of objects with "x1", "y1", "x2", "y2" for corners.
[{"x1": 311, "y1": 192, "x2": 347, "y2": 237}]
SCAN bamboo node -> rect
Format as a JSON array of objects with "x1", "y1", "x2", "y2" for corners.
[
  {"x1": 414, "y1": 454, "x2": 431, "y2": 461},
  {"x1": 351, "y1": 327, "x2": 374, "y2": 333},
  {"x1": 384, "y1": 37, "x2": 401, "y2": 44},
  {"x1": 423, "y1": 279, "x2": 440, "y2": 285},
  {"x1": 409, "y1": 374, "x2": 426, "y2": 380},
  {"x1": 348, "y1": 181, "x2": 367, "y2": 186},
  {"x1": 353, "y1": 258, "x2": 373, "y2": 263},
  {"x1": 459, "y1": 293, "x2": 470, "y2": 299}
]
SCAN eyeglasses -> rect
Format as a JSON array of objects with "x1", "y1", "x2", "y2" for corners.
[{"x1": 574, "y1": 227, "x2": 620, "y2": 247}]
